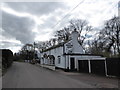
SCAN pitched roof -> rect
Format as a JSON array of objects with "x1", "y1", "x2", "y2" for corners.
[{"x1": 42, "y1": 40, "x2": 70, "y2": 52}]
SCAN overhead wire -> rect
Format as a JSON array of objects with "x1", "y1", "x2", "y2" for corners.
[{"x1": 51, "y1": 0, "x2": 85, "y2": 29}]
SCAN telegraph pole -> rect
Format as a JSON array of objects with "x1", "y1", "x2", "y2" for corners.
[{"x1": 118, "y1": 1, "x2": 120, "y2": 17}]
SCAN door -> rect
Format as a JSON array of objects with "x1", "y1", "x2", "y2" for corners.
[
  {"x1": 91, "y1": 60, "x2": 105, "y2": 75},
  {"x1": 70, "y1": 57, "x2": 75, "y2": 70},
  {"x1": 78, "y1": 60, "x2": 89, "y2": 73}
]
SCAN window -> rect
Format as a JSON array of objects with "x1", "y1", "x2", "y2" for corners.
[
  {"x1": 53, "y1": 59, "x2": 55, "y2": 65},
  {"x1": 58, "y1": 56, "x2": 61, "y2": 64}
]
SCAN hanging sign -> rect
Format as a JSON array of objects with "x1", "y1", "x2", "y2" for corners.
[{"x1": 66, "y1": 43, "x2": 73, "y2": 48}]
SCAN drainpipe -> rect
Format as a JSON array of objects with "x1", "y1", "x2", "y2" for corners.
[
  {"x1": 68, "y1": 55, "x2": 69, "y2": 70},
  {"x1": 65, "y1": 55, "x2": 66, "y2": 69}
]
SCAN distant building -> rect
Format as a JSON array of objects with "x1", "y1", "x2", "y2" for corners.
[{"x1": 39, "y1": 30, "x2": 107, "y2": 75}]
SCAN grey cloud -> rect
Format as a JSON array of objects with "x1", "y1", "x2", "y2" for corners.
[
  {"x1": 0, "y1": 10, "x2": 2, "y2": 27},
  {"x1": 2, "y1": 11, "x2": 35, "y2": 44},
  {"x1": 4, "y1": 2, "x2": 66, "y2": 16},
  {"x1": 0, "y1": 41, "x2": 22, "y2": 53},
  {"x1": 37, "y1": 10, "x2": 70, "y2": 32},
  {"x1": 38, "y1": 16, "x2": 58, "y2": 29},
  {"x1": 1, "y1": 41, "x2": 22, "y2": 48}
]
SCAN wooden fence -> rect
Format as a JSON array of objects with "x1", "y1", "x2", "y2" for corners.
[{"x1": 106, "y1": 58, "x2": 119, "y2": 77}]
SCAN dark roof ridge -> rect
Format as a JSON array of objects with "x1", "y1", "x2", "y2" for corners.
[
  {"x1": 42, "y1": 40, "x2": 71, "y2": 52},
  {"x1": 63, "y1": 53, "x2": 104, "y2": 57}
]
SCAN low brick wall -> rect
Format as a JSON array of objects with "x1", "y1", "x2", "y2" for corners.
[{"x1": 40, "y1": 64, "x2": 55, "y2": 70}]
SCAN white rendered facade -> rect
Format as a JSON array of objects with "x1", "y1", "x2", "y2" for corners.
[{"x1": 40, "y1": 30, "x2": 106, "y2": 74}]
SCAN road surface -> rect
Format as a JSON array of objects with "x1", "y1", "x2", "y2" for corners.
[
  {"x1": 2, "y1": 62, "x2": 119, "y2": 88},
  {"x1": 3, "y1": 62, "x2": 95, "y2": 88}
]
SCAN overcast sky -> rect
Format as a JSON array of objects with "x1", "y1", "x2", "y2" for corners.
[{"x1": 0, "y1": 0, "x2": 119, "y2": 53}]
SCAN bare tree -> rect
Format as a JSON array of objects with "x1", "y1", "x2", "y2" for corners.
[
  {"x1": 55, "y1": 19, "x2": 92, "y2": 45},
  {"x1": 69, "y1": 19, "x2": 92, "y2": 45},
  {"x1": 50, "y1": 38, "x2": 57, "y2": 46},
  {"x1": 99, "y1": 16, "x2": 120, "y2": 56},
  {"x1": 87, "y1": 16, "x2": 120, "y2": 57},
  {"x1": 20, "y1": 44, "x2": 34, "y2": 60}
]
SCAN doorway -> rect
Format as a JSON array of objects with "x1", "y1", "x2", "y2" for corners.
[
  {"x1": 70, "y1": 57, "x2": 75, "y2": 70},
  {"x1": 78, "y1": 60, "x2": 89, "y2": 73}
]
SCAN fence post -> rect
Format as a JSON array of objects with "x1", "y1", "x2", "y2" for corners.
[
  {"x1": 88, "y1": 60, "x2": 91, "y2": 73},
  {"x1": 104, "y1": 59, "x2": 108, "y2": 76}
]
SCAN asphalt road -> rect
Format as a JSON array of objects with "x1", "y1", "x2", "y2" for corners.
[{"x1": 2, "y1": 62, "x2": 95, "y2": 88}]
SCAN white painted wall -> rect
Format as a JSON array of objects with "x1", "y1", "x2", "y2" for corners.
[
  {"x1": 40, "y1": 46, "x2": 66, "y2": 69},
  {"x1": 64, "y1": 31, "x2": 84, "y2": 54},
  {"x1": 68, "y1": 55, "x2": 106, "y2": 71},
  {"x1": 40, "y1": 30, "x2": 106, "y2": 70},
  {"x1": 36, "y1": 50, "x2": 41, "y2": 58},
  {"x1": 71, "y1": 31, "x2": 84, "y2": 54}
]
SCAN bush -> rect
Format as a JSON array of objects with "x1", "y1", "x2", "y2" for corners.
[{"x1": 1, "y1": 49, "x2": 13, "y2": 69}]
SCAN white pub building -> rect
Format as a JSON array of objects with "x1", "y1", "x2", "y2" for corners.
[{"x1": 40, "y1": 30, "x2": 107, "y2": 75}]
